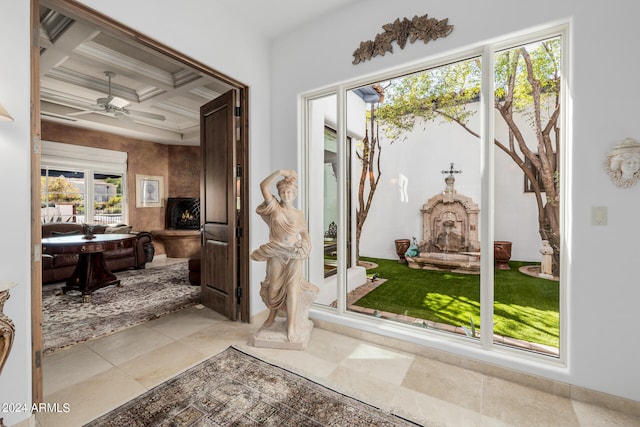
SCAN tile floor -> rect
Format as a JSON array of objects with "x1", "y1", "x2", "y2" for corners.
[{"x1": 36, "y1": 259, "x2": 640, "y2": 426}]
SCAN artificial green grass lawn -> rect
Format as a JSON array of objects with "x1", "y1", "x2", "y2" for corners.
[{"x1": 354, "y1": 257, "x2": 559, "y2": 348}]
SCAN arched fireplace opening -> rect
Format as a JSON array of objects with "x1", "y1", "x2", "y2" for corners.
[{"x1": 166, "y1": 197, "x2": 200, "y2": 230}]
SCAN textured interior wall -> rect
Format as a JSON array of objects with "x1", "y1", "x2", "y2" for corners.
[
  {"x1": 41, "y1": 122, "x2": 201, "y2": 253},
  {"x1": 167, "y1": 145, "x2": 200, "y2": 198}
]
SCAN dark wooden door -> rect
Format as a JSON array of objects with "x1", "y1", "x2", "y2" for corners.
[{"x1": 200, "y1": 90, "x2": 239, "y2": 320}]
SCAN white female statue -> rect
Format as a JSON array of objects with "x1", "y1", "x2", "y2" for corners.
[
  {"x1": 251, "y1": 169, "x2": 318, "y2": 348},
  {"x1": 605, "y1": 137, "x2": 640, "y2": 188},
  {"x1": 539, "y1": 240, "x2": 554, "y2": 278}
]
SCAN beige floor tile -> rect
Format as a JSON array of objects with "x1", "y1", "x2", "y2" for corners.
[
  {"x1": 177, "y1": 320, "x2": 257, "y2": 356},
  {"x1": 43, "y1": 344, "x2": 113, "y2": 396},
  {"x1": 239, "y1": 343, "x2": 340, "y2": 381},
  {"x1": 571, "y1": 400, "x2": 640, "y2": 427},
  {"x1": 85, "y1": 323, "x2": 174, "y2": 365},
  {"x1": 326, "y1": 364, "x2": 482, "y2": 426},
  {"x1": 304, "y1": 327, "x2": 363, "y2": 364},
  {"x1": 338, "y1": 342, "x2": 415, "y2": 386},
  {"x1": 38, "y1": 367, "x2": 145, "y2": 427},
  {"x1": 117, "y1": 340, "x2": 207, "y2": 389},
  {"x1": 402, "y1": 355, "x2": 484, "y2": 413},
  {"x1": 40, "y1": 305, "x2": 640, "y2": 427},
  {"x1": 482, "y1": 375, "x2": 580, "y2": 427},
  {"x1": 479, "y1": 415, "x2": 515, "y2": 426},
  {"x1": 390, "y1": 384, "x2": 483, "y2": 427},
  {"x1": 145, "y1": 304, "x2": 226, "y2": 340},
  {"x1": 326, "y1": 365, "x2": 407, "y2": 414}
]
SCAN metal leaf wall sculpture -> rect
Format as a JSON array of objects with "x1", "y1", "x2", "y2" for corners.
[{"x1": 352, "y1": 14, "x2": 454, "y2": 65}]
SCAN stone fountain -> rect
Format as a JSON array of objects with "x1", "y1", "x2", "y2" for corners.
[{"x1": 406, "y1": 163, "x2": 481, "y2": 274}]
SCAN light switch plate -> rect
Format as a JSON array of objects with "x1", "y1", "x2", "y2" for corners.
[{"x1": 591, "y1": 206, "x2": 607, "y2": 225}]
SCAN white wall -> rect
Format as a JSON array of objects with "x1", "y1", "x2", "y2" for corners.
[
  {"x1": 76, "y1": 0, "x2": 274, "y2": 317},
  {"x1": 358, "y1": 103, "x2": 543, "y2": 262},
  {"x1": 271, "y1": 0, "x2": 640, "y2": 402},
  {"x1": 0, "y1": 3, "x2": 33, "y2": 426}
]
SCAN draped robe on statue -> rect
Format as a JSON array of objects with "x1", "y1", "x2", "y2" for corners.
[{"x1": 251, "y1": 197, "x2": 311, "y2": 312}]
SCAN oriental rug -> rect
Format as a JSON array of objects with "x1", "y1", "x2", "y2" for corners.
[
  {"x1": 84, "y1": 346, "x2": 420, "y2": 427},
  {"x1": 43, "y1": 262, "x2": 200, "y2": 354}
]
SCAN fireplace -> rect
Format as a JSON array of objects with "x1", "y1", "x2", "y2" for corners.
[{"x1": 166, "y1": 198, "x2": 200, "y2": 230}]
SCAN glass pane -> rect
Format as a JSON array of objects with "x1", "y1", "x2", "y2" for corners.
[
  {"x1": 324, "y1": 127, "x2": 338, "y2": 278},
  {"x1": 94, "y1": 173, "x2": 124, "y2": 225},
  {"x1": 346, "y1": 58, "x2": 482, "y2": 340},
  {"x1": 41, "y1": 168, "x2": 85, "y2": 224},
  {"x1": 493, "y1": 36, "x2": 561, "y2": 357},
  {"x1": 307, "y1": 94, "x2": 340, "y2": 309}
]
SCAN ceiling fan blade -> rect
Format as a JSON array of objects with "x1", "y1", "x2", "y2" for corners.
[
  {"x1": 67, "y1": 109, "x2": 99, "y2": 116},
  {"x1": 125, "y1": 109, "x2": 166, "y2": 121},
  {"x1": 115, "y1": 112, "x2": 133, "y2": 123},
  {"x1": 96, "y1": 96, "x2": 114, "y2": 106}
]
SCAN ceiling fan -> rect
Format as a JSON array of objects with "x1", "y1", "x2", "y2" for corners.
[{"x1": 68, "y1": 71, "x2": 166, "y2": 122}]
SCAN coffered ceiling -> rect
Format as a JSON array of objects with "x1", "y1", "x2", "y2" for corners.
[
  {"x1": 38, "y1": 0, "x2": 363, "y2": 145},
  {"x1": 39, "y1": 5, "x2": 235, "y2": 145}
]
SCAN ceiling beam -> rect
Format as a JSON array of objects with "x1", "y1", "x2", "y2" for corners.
[{"x1": 40, "y1": 19, "x2": 100, "y2": 78}]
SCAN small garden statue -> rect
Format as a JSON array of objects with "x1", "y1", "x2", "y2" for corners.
[
  {"x1": 250, "y1": 169, "x2": 319, "y2": 350},
  {"x1": 405, "y1": 237, "x2": 419, "y2": 257},
  {"x1": 539, "y1": 240, "x2": 554, "y2": 278}
]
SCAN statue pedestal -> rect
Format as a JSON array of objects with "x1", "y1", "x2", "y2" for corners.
[
  {"x1": 251, "y1": 281, "x2": 318, "y2": 351},
  {"x1": 251, "y1": 316, "x2": 314, "y2": 350}
]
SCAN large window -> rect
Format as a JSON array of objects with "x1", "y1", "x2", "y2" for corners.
[
  {"x1": 41, "y1": 141, "x2": 127, "y2": 225},
  {"x1": 304, "y1": 27, "x2": 567, "y2": 361}
]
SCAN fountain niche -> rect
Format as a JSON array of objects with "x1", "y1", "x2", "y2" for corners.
[{"x1": 406, "y1": 164, "x2": 481, "y2": 274}]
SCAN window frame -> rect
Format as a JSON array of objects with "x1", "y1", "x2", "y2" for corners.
[
  {"x1": 41, "y1": 141, "x2": 128, "y2": 225},
  {"x1": 302, "y1": 24, "x2": 569, "y2": 368}
]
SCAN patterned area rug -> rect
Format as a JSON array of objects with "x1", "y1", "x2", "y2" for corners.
[
  {"x1": 85, "y1": 346, "x2": 419, "y2": 427},
  {"x1": 43, "y1": 262, "x2": 200, "y2": 354}
]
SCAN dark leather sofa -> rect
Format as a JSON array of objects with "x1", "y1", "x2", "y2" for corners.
[{"x1": 42, "y1": 223, "x2": 153, "y2": 284}]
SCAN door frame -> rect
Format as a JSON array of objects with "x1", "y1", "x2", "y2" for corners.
[{"x1": 31, "y1": 0, "x2": 250, "y2": 403}]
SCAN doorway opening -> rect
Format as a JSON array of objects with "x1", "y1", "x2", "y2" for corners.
[{"x1": 32, "y1": 0, "x2": 250, "y2": 403}]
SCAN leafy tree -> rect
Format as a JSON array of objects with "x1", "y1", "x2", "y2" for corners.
[
  {"x1": 374, "y1": 37, "x2": 562, "y2": 275},
  {"x1": 105, "y1": 176, "x2": 122, "y2": 194},
  {"x1": 41, "y1": 176, "x2": 82, "y2": 205}
]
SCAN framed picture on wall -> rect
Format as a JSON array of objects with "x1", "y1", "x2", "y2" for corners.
[{"x1": 136, "y1": 174, "x2": 164, "y2": 208}]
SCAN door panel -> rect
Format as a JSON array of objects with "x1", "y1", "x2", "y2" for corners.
[{"x1": 200, "y1": 90, "x2": 237, "y2": 320}]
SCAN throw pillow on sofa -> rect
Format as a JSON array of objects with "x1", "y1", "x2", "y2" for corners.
[
  {"x1": 105, "y1": 224, "x2": 133, "y2": 234},
  {"x1": 50, "y1": 230, "x2": 82, "y2": 236}
]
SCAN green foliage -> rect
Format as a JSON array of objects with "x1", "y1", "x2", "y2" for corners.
[
  {"x1": 41, "y1": 176, "x2": 82, "y2": 204},
  {"x1": 104, "y1": 177, "x2": 122, "y2": 193},
  {"x1": 376, "y1": 38, "x2": 561, "y2": 142},
  {"x1": 95, "y1": 196, "x2": 123, "y2": 214},
  {"x1": 376, "y1": 58, "x2": 482, "y2": 141},
  {"x1": 354, "y1": 257, "x2": 559, "y2": 348},
  {"x1": 494, "y1": 38, "x2": 561, "y2": 125},
  {"x1": 461, "y1": 315, "x2": 477, "y2": 338}
]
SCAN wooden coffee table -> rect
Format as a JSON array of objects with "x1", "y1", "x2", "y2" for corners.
[{"x1": 42, "y1": 234, "x2": 136, "y2": 303}]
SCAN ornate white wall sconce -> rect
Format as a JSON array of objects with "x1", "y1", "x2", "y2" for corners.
[{"x1": 604, "y1": 137, "x2": 640, "y2": 188}]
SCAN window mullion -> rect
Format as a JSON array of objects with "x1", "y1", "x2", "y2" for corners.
[
  {"x1": 86, "y1": 169, "x2": 94, "y2": 224},
  {"x1": 336, "y1": 88, "x2": 347, "y2": 314},
  {"x1": 480, "y1": 45, "x2": 495, "y2": 350}
]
